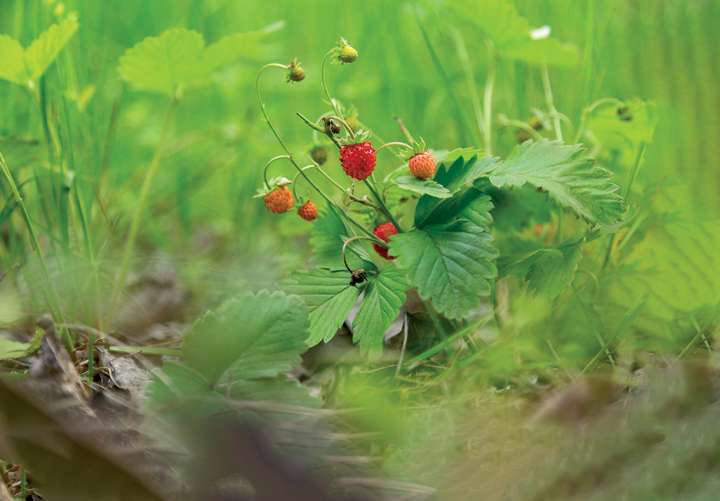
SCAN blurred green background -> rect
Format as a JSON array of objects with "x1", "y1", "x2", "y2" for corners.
[{"x1": 0, "y1": 0, "x2": 718, "y2": 310}]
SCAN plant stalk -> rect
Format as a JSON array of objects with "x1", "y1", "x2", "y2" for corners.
[{"x1": 113, "y1": 97, "x2": 178, "y2": 306}]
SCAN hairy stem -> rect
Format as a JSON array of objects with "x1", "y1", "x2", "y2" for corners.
[{"x1": 364, "y1": 179, "x2": 402, "y2": 232}]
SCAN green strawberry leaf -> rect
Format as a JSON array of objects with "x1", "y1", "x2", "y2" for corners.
[
  {"x1": 226, "y1": 377, "x2": 319, "y2": 407},
  {"x1": 415, "y1": 156, "x2": 496, "y2": 227},
  {"x1": 484, "y1": 139, "x2": 624, "y2": 226},
  {"x1": 286, "y1": 269, "x2": 360, "y2": 346},
  {"x1": 0, "y1": 17, "x2": 78, "y2": 85},
  {"x1": 431, "y1": 147, "x2": 482, "y2": 166},
  {"x1": 501, "y1": 239, "x2": 583, "y2": 298},
  {"x1": 146, "y1": 361, "x2": 216, "y2": 411},
  {"x1": 352, "y1": 267, "x2": 408, "y2": 359},
  {"x1": 0, "y1": 35, "x2": 26, "y2": 84},
  {"x1": 182, "y1": 290, "x2": 308, "y2": 385},
  {"x1": 395, "y1": 176, "x2": 452, "y2": 199},
  {"x1": 391, "y1": 195, "x2": 498, "y2": 319},
  {"x1": 310, "y1": 206, "x2": 350, "y2": 265},
  {"x1": 0, "y1": 337, "x2": 31, "y2": 360},
  {"x1": 310, "y1": 206, "x2": 374, "y2": 268},
  {"x1": 25, "y1": 17, "x2": 79, "y2": 79},
  {"x1": 119, "y1": 28, "x2": 205, "y2": 95},
  {"x1": 449, "y1": 0, "x2": 579, "y2": 67},
  {"x1": 119, "y1": 24, "x2": 280, "y2": 96}
]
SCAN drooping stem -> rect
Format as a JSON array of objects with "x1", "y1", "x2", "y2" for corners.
[
  {"x1": 483, "y1": 43, "x2": 496, "y2": 154},
  {"x1": 364, "y1": 178, "x2": 402, "y2": 232},
  {"x1": 341, "y1": 235, "x2": 376, "y2": 273},
  {"x1": 497, "y1": 114, "x2": 544, "y2": 141},
  {"x1": 113, "y1": 97, "x2": 178, "y2": 306},
  {"x1": 376, "y1": 141, "x2": 413, "y2": 153},
  {"x1": 574, "y1": 97, "x2": 624, "y2": 143},
  {"x1": 320, "y1": 52, "x2": 341, "y2": 117},
  {"x1": 292, "y1": 163, "x2": 347, "y2": 199},
  {"x1": 541, "y1": 64, "x2": 563, "y2": 141},
  {"x1": 263, "y1": 155, "x2": 291, "y2": 189}
]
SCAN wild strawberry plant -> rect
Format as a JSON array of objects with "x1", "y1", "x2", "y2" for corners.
[{"x1": 255, "y1": 38, "x2": 627, "y2": 360}]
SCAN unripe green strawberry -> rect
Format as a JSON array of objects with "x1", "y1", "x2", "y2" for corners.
[
  {"x1": 287, "y1": 58, "x2": 305, "y2": 82},
  {"x1": 264, "y1": 186, "x2": 294, "y2": 213},
  {"x1": 310, "y1": 145, "x2": 328, "y2": 165},
  {"x1": 340, "y1": 141, "x2": 376, "y2": 180},
  {"x1": 298, "y1": 200, "x2": 318, "y2": 222},
  {"x1": 372, "y1": 222, "x2": 398, "y2": 260},
  {"x1": 408, "y1": 151, "x2": 436, "y2": 180},
  {"x1": 338, "y1": 39, "x2": 358, "y2": 63}
]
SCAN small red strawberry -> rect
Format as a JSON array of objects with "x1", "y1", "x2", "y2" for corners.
[
  {"x1": 372, "y1": 222, "x2": 398, "y2": 260},
  {"x1": 340, "y1": 141, "x2": 376, "y2": 181},
  {"x1": 263, "y1": 186, "x2": 294, "y2": 214},
  {"x1": 298, "y1": 200, "x2": 318, "y2": 222},
  {"x1": 408, "y1": 151, "x2": 436, "y2": 180}
]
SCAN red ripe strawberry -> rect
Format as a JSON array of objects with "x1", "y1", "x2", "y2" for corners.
[
  {"x1": 298, "y1": 200, "x2": 318, "y2": 222},
  {"x1": 263, "y1": 186, "x2": 294, "y2": 214},
  {"x1": 340, "y1": 141, "x2": 376, "y2": 180},
  {"x1": 372, "y1": 222, "x2": 398, "y2": 260},
  {"x1": 408, "y1": 151, "x2": 436, "y2": 180}
]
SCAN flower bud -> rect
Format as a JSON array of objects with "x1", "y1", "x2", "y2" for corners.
[
  {"x1": 323, "y1": 117, "x2": 341, "y2": 135},
  {"x1": 310, "y1": 145, "x2": 328, "y2": 165},
  {"x1": 287, "y1": 58, "x2": 305, "y2": 82},
  {"x1": 338, "y1": 38, "x2": 358, "y2": 64}
]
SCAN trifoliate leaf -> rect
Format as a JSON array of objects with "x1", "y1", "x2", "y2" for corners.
[
  {"x1": 119, "y1": 28, "x2": 205, "y2": 95},
  {"x1": 391, "y1": 195, "x2": 498, "y2": 319},
  {"x1": 0, "y1": 18, "x2": 78, "y2": 85},
  {"x1": 395, "y1": 176, "x2": 452, "y2": 199},
  {"x1": 485, "y1": 139, "x2": 624, "y2": 225},
  {"x1": 119, "y1": 24, "x2": 280, "y2": 96},
  {"x1": 286, "y1": 269, "x2": 360, "y2": 346},
  {"x1": 502, "y1": 239, "x2": 583, "y2": 298},
  {"x1": 182, "y1": 290, "x2": 308, "y2": 384},
  {"x1": 449, "y1": 0, "x2": 579, "y2": 66},
  {"x1": 352, "y1": 267, "x2": 408, "y2": 358},
  {"x1": 0, "y1": 35, "x2": 25, "y2": 84},
  {"x1": 25, "y1": 17, "x2": 79, "y2": 79}
]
